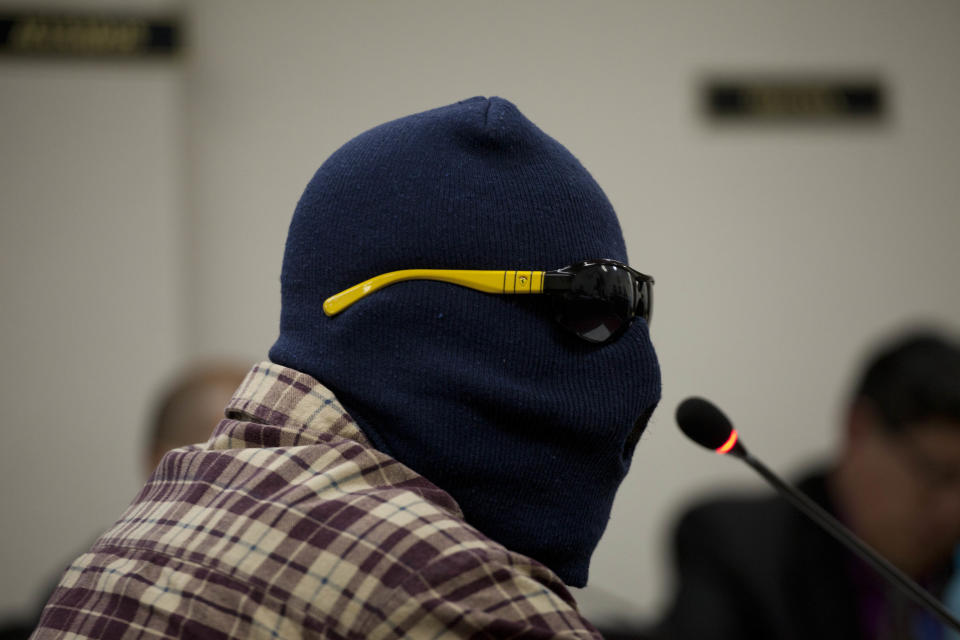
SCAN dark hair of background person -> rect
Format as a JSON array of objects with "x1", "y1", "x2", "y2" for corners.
[{"x1": 854, "y1": 331, "x2": 960, "y2": 433}]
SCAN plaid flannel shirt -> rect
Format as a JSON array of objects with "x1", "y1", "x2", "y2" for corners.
[{"x1": 33, "y1": 362, "x2": 601, "y2": 639}]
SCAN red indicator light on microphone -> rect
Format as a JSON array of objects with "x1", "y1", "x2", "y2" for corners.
[{"x1": 716, "y1": 430, "x2": 738, "y2": 454}]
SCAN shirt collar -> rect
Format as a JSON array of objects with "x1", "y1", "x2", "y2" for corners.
[{"x1": 222, "y1": 361, "x2": 373, "y2": 448}]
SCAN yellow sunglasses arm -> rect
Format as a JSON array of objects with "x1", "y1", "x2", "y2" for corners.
[{"x1": 323, "y1": 269, "x2": 545, "y2": 316}]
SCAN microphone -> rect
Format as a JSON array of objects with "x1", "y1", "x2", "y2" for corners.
[{"x1": 676, "y1": 396, "x2": 960, "y2": 635}]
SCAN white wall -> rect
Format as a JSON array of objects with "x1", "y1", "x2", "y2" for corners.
[
  {"x1": 3, "y1": 0, "x2": 960, "y2": 627},
  {"x1": 0, "y1": 0, "x2": 185, "y2": 618}
]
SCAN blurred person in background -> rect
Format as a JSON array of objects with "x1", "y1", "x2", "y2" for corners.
[
  {"x1": 31, "y1": 97, "x2": 661, "y2": 638},
  {"x1": 651, "y1": 329, "x2": 960, "y2": 640},
  {"x1": 0, "y1": 362, "x2": 247, "y2": 640},
  {"x1": 143, "y1": 362, "x2": 251, "y2": 473}
]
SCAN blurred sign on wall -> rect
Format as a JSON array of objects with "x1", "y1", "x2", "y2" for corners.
[
  {"x1": 0, "y1": 12, "x2": 180, "y2": 58},
  {"x1": 704, "y1": 75, "x2": 886, "y2": 123}
]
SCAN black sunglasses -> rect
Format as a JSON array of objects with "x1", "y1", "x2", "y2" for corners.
[{"x1": 323, "y1": 258, "x2": 653, "y2": 344}]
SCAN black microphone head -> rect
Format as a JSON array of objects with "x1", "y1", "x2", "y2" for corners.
[{"x1": 676, "y1": 397, "x2": 742, "y2": 455}]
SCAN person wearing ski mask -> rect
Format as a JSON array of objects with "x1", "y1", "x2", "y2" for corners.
[{"x1": 33, "y1": 97, "x2": 661, "y2": 638}]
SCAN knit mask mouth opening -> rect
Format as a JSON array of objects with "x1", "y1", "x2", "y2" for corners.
[{"x1": 624, "y1": 403, "x2": 658, "y2": 463}]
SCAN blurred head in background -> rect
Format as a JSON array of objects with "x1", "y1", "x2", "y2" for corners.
[
  {"x1": 834, "y1": 330, "x2": 960, "y2": 577},
  {"x1": 144, "y1": 362, "x2": 249, "y2": 475}
]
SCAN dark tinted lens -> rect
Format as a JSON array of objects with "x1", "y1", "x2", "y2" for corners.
[
  {"x1": 553, "y1": 264, "x2": 635, "y2": 343},
  {"x1": 554, "y1": 295, "x2": 625, "y2": 343}
]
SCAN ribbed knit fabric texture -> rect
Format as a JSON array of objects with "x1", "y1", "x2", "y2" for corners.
[{"x1": 269, "y1": 97, "x2": 661, "y2": 586}]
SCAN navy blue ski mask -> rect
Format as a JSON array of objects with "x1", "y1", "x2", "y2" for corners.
[{"x1": 270, "y1": 97, "x2": 661, "y2": 586}]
